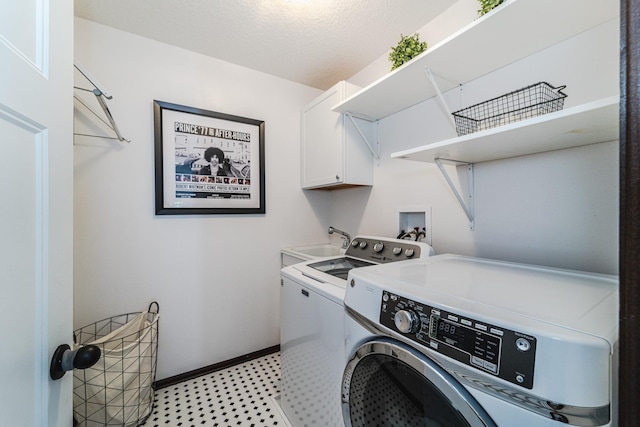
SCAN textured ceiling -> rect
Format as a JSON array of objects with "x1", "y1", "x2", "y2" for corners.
[{"x1": 74, "y1": 0, "x2": 454, "y2": 90}]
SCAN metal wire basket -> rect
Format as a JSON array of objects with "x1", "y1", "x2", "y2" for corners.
[
  {"x1": 452, "y1": 82, "x2": 567, "y2": 136},
  {"x1": 73, "y1": 302, "x2": 159, "y2": 427}
]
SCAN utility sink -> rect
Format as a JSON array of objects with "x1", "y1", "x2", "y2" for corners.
[
  {"x1": 294, "y1": 244, "x2": 346, "y2": 257},
  {"x1": 282, "y1": 243, "x2": 346, "y2": 263}
]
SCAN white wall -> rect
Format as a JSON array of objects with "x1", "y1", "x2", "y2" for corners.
[
  {"x1": 335, "y1": 8, "x2": 619, "y2": 275},
  {"x1": 73, "y1": 0, "x2": 620, "y2": 382},
  {"x1": 73, "y1": 18, "x2": 328, "y2": 380}
]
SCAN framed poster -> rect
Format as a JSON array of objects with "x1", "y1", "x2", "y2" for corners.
[{"x1": 153, "y1": 100, "x2": 265, "y2": 215}]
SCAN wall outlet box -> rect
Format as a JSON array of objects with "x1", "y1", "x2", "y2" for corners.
[{"x1": 398, "y1": 206, "x2": 432, "y2": 246}]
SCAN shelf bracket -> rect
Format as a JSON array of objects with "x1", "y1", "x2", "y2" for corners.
[
  {"x1": 424, "y1": 68, "x2": 458, "y2": 132},
  {"x1": 435, "y1": 158, "x2": 474, "y2": 230},
  {"x1": 345, "y1": 111, "x2": 379, "y2": 161}
]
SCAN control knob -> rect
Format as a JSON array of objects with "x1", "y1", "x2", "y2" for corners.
[
  {"x1": 359, "y1": 241, "x2": 367, "y2": 249},
  {"x1": 373, "y1": 242, "x2": 384, "y2": 253},
  {"x1": 394, "y1": 310, "x2": 420, "y2": 334},
  {"x1": 405, "y1": 248, "x2": 415, "y2": 258},
  {"x1": 392, "y1": 247, "x2": 402, "y2": 255}
]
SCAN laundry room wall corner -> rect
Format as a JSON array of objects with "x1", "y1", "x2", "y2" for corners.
[{"x1": 72, "y1": 17, "x2": 329, "y2": 380}]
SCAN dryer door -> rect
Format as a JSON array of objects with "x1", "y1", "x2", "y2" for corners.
[{"x1": 342, "y1": 339, "x2": 497, "y2": 427}]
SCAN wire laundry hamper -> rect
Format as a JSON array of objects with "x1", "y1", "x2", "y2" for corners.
[
  {"x1": 451, "y1": 82, "x2": 567, "y2": 136},
  {"x1": 73, "y1": 302, "x2": 159, "y2": 427}
]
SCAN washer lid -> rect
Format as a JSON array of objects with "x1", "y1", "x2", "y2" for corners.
[
  {"x1": 349, "y1": 254, "x2": 618, "y2": 339},
  {"x1": 306, "y1": 257, "x2": 375, "y2": 280}
]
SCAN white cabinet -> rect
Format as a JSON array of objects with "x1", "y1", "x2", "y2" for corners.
[{"x1": 301, "y1": 81, "x2": 375, "y2": 190}]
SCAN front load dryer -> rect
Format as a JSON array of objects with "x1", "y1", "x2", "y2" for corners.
[{"x1": 342, "y1": 254, "x2": 618, "y2": 427}]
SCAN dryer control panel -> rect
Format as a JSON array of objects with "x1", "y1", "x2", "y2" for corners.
[{"x1": 380, "y1": 291, "x2": 536, "y2": 389}]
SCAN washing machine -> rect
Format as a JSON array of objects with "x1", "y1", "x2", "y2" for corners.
[
  {"x1": 343, "y1": 254, "x2": 618, "y2": 427},
  {"x1": 280, "y1": 236, "x2": 434, "y2": 427}
]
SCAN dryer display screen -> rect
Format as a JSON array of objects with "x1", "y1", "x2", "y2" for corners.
[
  {"x1": 429, "y1": 315, "x2": 501, "y2": 374},
  {"x1": 431, "y1": 317, "x2": 465, "y2": 345},
  {"x1": 380, "y1": 290, "x2": 536, "y2": 389}
]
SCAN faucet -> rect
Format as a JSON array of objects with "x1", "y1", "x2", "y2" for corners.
[{"x1": 328, "y1": 226, "x2": 351, "y2": 249}]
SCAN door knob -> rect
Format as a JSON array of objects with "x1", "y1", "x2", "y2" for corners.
[{"x1": 50, "y1": 343, "x2": 101, "y2": 380}]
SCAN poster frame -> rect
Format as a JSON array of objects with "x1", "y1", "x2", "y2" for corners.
[{"x1": 153, "y1": 100, "x2": 265, "y2": 215}]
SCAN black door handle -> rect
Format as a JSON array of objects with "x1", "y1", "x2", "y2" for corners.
[{"x1": 50, "y1": 344, "x2": 101, "y2": 380}]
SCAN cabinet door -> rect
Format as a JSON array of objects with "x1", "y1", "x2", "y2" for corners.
[{"x1": 301, "y1": 84, "x2": 344, "y2": 188}]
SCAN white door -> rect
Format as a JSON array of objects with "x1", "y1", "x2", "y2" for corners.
[{"x1": 0, "y1": 1, "x2": 74, "y2": 425}]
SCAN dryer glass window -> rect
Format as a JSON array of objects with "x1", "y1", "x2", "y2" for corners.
[{"x1": 347, "y1": 354, "x2": 471, "y2": 427}]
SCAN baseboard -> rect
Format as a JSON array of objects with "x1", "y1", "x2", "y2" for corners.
[{"x1": 153, "y1": 344, "x2": 280, "y2": 390}]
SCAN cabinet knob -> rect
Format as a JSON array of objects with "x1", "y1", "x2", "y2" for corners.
[{"x1": 335, "y1": 174, "x2": 340, "y2": 181}]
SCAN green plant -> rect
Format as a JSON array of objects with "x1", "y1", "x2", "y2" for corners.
[
  {"x1": 478, "y1": 0, "x2": 504, "y2": 16},
  {"x1": 389, "y1": 33, "x2": 428, "y2": 71}
]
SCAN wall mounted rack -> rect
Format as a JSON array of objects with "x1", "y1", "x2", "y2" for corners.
[{"x1": 73, "y1": 61, "x2": 130, "y2": 143}]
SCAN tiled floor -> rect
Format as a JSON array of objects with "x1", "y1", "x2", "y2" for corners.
[{"x1": 145, "y1": 352, "x2": 291, "y2": 427}]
